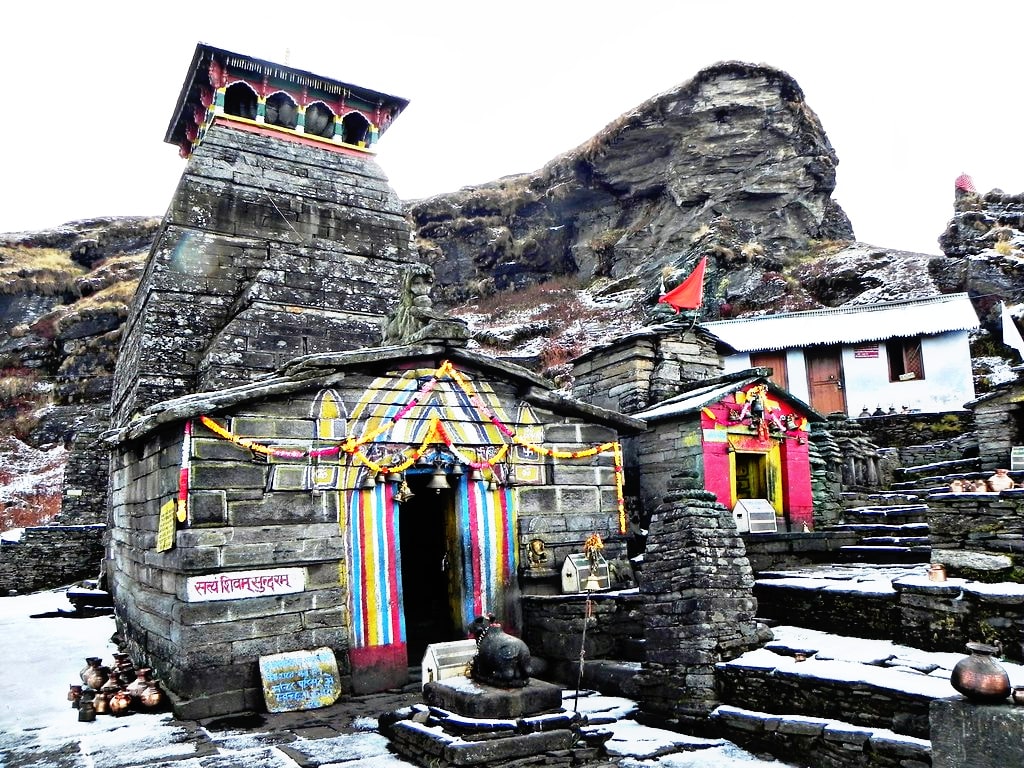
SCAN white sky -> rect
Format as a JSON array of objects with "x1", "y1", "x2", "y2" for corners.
[{"x1": 3, "y1": 1, "x2": 1023, "y2": 255}]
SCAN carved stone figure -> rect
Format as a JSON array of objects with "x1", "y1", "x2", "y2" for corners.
[
  {"x1": 527, "y1": 538, "x2": 548, "y2": 569},
  {"x1": 384, "y1": 264, "x2": 469, "y2": 345},
  {"x1": 467, "y1": 614, "x2": 531, "y2": 688}
]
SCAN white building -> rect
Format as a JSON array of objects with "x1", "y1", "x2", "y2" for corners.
[{"x1": 703, "y1": 294, "x2": 979, "y2": 416}]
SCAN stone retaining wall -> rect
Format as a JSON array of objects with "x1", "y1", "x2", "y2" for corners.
[
  {"x1": 0, "y1": 525, "x2": 106, "y2": 593},
  {"x1": 714, "y1": 705, "x2": 932, "y2": 768},
  {"x1": 715, "y1": 662, "x2": 933, "y2": 739},
  {"x1": 755, "y1": 576, "x2": 1024, "y2": 662},
  {"x1": 927, "y1": 489, "x2": 1024, "y2": 564},
  {"x1": 521, "y1": 592, "x2": 643, "y2": 678},
  {"x1": 742, "y1": 531, "x2": 860, "y2": 572},
  {"x1": 854, "y1": 412, "x2": 974, "y2": 453}
]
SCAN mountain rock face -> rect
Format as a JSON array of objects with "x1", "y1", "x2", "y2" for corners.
[
  {"x1": 1, "y1": 62, "x2": 1023, "y2": 535},
  {"x1": 0, "y1": 217, "x2": 158, "y2": 526},
  {"x1": 939, "y1": 187, "x2": 1024, "y2": 327},
  {"x1": 410, "y1": 61, "x2": 854, "y2": 309}
]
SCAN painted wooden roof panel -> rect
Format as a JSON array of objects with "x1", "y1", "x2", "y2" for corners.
[{"x1": 702, "y1": 294, "x2": 979, "y2": 353}]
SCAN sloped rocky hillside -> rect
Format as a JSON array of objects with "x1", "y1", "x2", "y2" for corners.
[{"x1": 0, "y1": 216, "x2": 158, "y2": 528}]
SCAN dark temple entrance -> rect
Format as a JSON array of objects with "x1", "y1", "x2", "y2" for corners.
[{"x1": 399, "y1": 473, "x2": 460, "y2": 665}]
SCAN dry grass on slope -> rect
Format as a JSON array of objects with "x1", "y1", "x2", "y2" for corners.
[{"x1": 0, "y1": 245, "x2": 85, "y2": 295}]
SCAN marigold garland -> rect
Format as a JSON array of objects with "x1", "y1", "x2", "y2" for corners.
[{"x1": 197, "y1": 359, "x2": 628, "y2": 532}]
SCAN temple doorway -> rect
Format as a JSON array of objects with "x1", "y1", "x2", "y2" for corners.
[{"x1": 399, "y1": 473, "x2": 460, "y2": 665}]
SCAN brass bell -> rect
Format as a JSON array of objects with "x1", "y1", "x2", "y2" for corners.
[
  {"x1": 394, "y1": 480, "x2": 414, "y2": 502},
  {"x1": 426, "y1": 466, "x2": 450, "y2": 493},
  {"x1": 468, "y1": 467, "x2": 485, "y2": 483},
  {"x1": 451, "y1": 463, "x2": 464, "y2": 477},
  {"x1": 361, "y1": 472, "x2": 377, "y2": 490}
]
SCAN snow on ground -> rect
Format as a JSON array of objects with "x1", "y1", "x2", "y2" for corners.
[
  {"x1": 620, "y1": 741, "x2": 795, "y2": 768},
  {"x1": 0, "y1": 589, "x2": 197, "y2": 765},
  {"x1": 1, "y1": 588, "x2": 797, "y2": 767}
]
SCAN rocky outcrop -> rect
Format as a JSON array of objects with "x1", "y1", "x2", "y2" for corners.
[
  {"x1": 0, "y1": 218, "x2": 157, "y2": 527},
  {"x1": 410, "y1": 61, "x2": 854, "y2": 309}
]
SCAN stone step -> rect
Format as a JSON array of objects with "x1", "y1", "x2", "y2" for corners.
[
  {"x1": 837, "y1": 545, "x2": 931, "y2": 564},
  {"x1": 859, "y1": 536, "x2": 931, "y2": 547},
  {"x1": 844, "y1": 504, "x2": 930, "y2": 517},
  {"x1": 842, "y1": 505, "x2": 929, "y2": 525},
  {"x1": 711, "y1": 704, "x2": 932, "y2": 768},
  {"x1": 894, "y1": 457, "x2": 980, "y2": 481},
  {"x1": 827, "y1": 523, "x2": 929, "y2": 538}
]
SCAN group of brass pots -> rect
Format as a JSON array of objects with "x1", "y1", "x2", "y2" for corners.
[{"x1": 70, "y1": 654, "x2": 163, "y2": 721}]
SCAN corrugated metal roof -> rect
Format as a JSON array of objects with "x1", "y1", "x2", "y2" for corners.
[{"x1": 702, "y1": 293, "x2": 978, "y2": 353}]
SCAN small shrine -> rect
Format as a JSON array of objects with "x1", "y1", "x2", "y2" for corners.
[
  {"x1": 631, "y1": 369, "x2": 821, "y2": 532},
  {"x1": 165, "y1": 43, "x2": 409, "y2": 158}
]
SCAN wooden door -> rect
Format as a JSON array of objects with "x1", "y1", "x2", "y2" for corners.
[
  {"x1": 751, "y1": 351, "x2": 789, "y2": 390},
  {"x1": 805, "y1": 347, "x2": 847, "y2": 415}
]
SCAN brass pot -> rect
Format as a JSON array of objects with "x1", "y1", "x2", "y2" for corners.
[{"x1": 951, "y1": 642, "x2": 1011, "y2": 702}]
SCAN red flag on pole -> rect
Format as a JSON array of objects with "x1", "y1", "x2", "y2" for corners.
[{"x1": 658, "y1": 256, "x2": 707, "y2": 312}]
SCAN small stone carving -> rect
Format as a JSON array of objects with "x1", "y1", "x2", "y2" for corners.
[
  {"x1": 384, "y1": 264, "x2": 469, "y2": 345},
  {"x1": 468, "y1": 614, "x2": 531, "y2": 688},
  {"x1": 527, "y1": 539, "x2": 548, "y2": 569}
]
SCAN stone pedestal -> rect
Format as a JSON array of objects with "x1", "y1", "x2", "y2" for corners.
[
  {"x1": 381, "y1": 678, "x2": 605, "y2": 768},
  {"x1": 930, "y1": 696, "x2": 1024, "y2": 768},
  {"x1": 423, "y1": 677, "x2": 562, "y2": 719}
]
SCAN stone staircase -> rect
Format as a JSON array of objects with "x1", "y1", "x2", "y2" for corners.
[
  {"x1": 829, "y1": 502, "x2": 931, "y2": 564},
  {"x1": 827, "y1": 459, "x2": 1024, "y2": 565}
]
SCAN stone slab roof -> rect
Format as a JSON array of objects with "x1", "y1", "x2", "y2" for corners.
[{"x1": 105, "y1": 341, "x2": 645, "y2": 445}]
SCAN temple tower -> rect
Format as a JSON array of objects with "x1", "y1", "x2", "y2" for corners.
[{"x1": 111, "y1": 43, "x2": 412, "y2": 426}]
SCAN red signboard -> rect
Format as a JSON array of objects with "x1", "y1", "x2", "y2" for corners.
[{"x1": 854, "y1": 344, "x2": 879, "y2": 359}]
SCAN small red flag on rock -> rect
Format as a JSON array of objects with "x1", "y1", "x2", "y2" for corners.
[{"x1": 658, "y1": 256, "x2": 707, "y2": 312}]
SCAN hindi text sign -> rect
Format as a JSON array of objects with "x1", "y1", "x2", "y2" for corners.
[
  {"x1": 186, "y1": 567, "x2": 305, "y2": 602},
  {"x1": 260, "y1": 647, "x2": 341, "y2": 713}
]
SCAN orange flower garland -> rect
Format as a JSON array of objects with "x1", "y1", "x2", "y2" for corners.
[{"x1": 197, "y1": 360, "x2": 628, "y2": 533}]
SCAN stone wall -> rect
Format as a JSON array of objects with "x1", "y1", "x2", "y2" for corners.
[
  {"x1": 571, "y1": 327, "x2": 722, "y2": 415},
  {"x1": 629, "y1": 416, "x2": 704, "y2": 521},
  {"x1": 108, "y1": 418, "x2": 351, "y2": 719},
  {"x1": 521, "y1": 592, "x2": 643, "y2": 680},
  {"x1": 972, "y1": 394, "x2": 1024, "y2": 471},
  {"x1": 854, "y1": 412, "x2": 974, "y2": 452},
  {"x1": 927, "y1": 490, "x2": 1024, "y2": 563},
  {"x1": 516, "y1": 421, "x2": 627, "y2": 592},
  {"x1": 755, "y1": 575, "x2": 1024, "y2": 662},
  {"x1": 0, "y1": 525, "x2": 105, "y2": 594},
  {"x1": 931, "y1": 697, "x2": 1024, "y2": 768},
  {"x1": 111, "y1": 123, "x2": 414, "y2": 426},
  {"x1": 714, "y1": 705, "x2": 932, "y2": 768},
  {"x1": 715, "y1": 662, "x2": 933, "y2": 739},
  {"x1": 56, "y1": 417, "x2": 109, "y2": 526},
  {"x1": 742, "y1": 530, "x2": 860, "y2": 573}
]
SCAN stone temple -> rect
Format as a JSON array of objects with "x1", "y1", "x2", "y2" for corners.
[{"x1": 106, "y1": 44, "x2": 659, "y2": 717}]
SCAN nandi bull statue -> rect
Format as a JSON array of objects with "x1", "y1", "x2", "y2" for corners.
[{"x1": 468, "y1": 614, "x2": 532, "y2": 688}]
